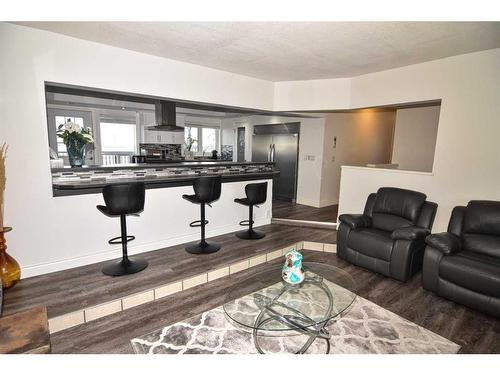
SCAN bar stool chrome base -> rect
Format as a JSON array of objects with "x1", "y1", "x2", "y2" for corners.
[
  {"x1": 185, "y1": 241, "x2": 221, "y2": 255},
  {"x1": 102, "y1": 257, "x2": 148, "y2": 276},
  {"x1": 235, "y1": 229, "x2": 266, "y2": 240}
]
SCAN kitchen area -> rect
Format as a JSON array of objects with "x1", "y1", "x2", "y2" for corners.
[
  {"x1": 45, "y1": 83, "x2": 336, "y2": 248},
  {"x1": 46, "y1": 84, "x2": 302, "y2": 202}
]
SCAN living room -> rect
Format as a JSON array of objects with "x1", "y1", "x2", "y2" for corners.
[{"x1": 0, "y1": 1, "x2": 499, "y2": 374}]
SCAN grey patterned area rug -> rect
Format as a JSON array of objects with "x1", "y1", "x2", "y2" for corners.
[{"x1": 131, "y1": 295, "x2": 460, "y2": 354}]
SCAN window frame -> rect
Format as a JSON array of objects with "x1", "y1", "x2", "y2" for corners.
[{"x1": 184, "y1": 124, "x2": 220, "y2": 156}]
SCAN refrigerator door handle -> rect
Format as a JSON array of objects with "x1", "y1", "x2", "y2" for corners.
[
  {"x1": 268, "y1": 144, "x2": 272, "y2": 162},
  {"x1": 270, "y1": 144, "x2": 276, "y2": 162}
]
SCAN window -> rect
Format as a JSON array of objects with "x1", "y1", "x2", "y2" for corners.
[
  {"x1": 100, "y1": 121, "x2": 137, "y2": 165},
  {"x1": 184, "y1": 126, "x2": 199, "y2": 153},
  {"x1": 201, "y1": 128, "x2": 217, "y2": 154},
  {"x1": 55, "y1": 116, "x2": 85, "y2": 156},
  {"x1": 184, "y1": 125, "x2": 219, "y2": 155}
]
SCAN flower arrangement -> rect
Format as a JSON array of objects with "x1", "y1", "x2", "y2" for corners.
[
  {"x1": 56, "y1": 120, "x2": 94, "y2": 167},
  {"x1": 185, "y1": 134, "x2": 197, "y2": 151},
  {"x1": 184, "y1": 134, "x2": 197, "y2": 160}
]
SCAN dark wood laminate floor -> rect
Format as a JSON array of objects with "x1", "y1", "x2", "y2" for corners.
[
  {"x1": 49, "y1": 249, "x2": 500, "y2": 354},
  {"x1": 2, "y1": 224, "x2": 336, "y2": 318},
  {"x1": 272, "y1": 200, "x2": 338, "y2": 222}
]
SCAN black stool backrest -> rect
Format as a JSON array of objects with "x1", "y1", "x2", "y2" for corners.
[
  {"x1": 245, "y1": 182, "x2": 268, "y2": 205},
  {"x1": 193, "y1": 176, "x2": 222, "y2": 204},
  {"x1": 102, "y1": 182, "x2": 145, "y2": 215}
]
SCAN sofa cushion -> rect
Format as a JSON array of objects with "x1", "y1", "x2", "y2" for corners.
[
  {"x1": 348, "y1": 228, "x2": 394, "y2": 262},
  {"x1": 371, "y1": 187, "x2": 426, "y2": 232},
  {"x1": 439, "y1": 251, "x2": 500, "y2": 299},
  {"x1": 463, "y1": 200, "x2": 500, "y2": 237},
  {"x1": 372, "y1": 213, "x2": 413, "y2": 233},
  {"x1": 462, "y1": 233, "x2": 500, "y2": 258}
]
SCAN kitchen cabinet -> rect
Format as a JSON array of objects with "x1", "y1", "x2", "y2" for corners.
[
  {"x1": 143, "y1": 131, "x2": 184, "y2": 144},
  {"x1": 142, "y1": 115, "x2": 185, "y2": 144}
]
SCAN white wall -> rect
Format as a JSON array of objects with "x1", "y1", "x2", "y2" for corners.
[
  {"x1": 274, "y1": 78, "x2": 351, "y2": 111},
  {"x1": 0, "y1": 23, "x2": 275, "y2": 277},
  {"x1": 338, "y1": 166, "x2": 434, "y2": 219},
  {"x1": 391, "y1": 106, "x2": 441, "y2": 172},
  {"x1": 2, "y1": 22, "x2": 499, "y2": 276},
  {"x1": 319, "y1": 111, "x2": 396, "y2": 207},
  {"x1": 339, "y1": 50, "x2": 500, "y2": 231}
]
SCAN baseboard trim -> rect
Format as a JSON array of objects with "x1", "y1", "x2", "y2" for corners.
[
  {"x1": 295, "y1": 199, "x2": 321, "y2": 208},
  {"x1": 22, "y1": 218, "x2": 271, "y2": 278},
  {"x1": 319, "y1": 200, "x2": 339, "y2": 208},
  {"x1": 271, "y1": 218, "x2": 338, "y2": 230},
  {"x1": 47, "y1": 240, "x2": 336, "y2": 334}
]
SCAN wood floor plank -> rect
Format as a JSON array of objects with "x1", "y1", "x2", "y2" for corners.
[
  {"x1": 5, "y1": 223, "x2": 499, "y2": 354},
  {"x1": 2, "y1": 224, "x2": 335, "y2": 318},
  {"x1": 272, "y1": 200, "x2": 338, "y2": 222},
  {"x1": 49, "y1": 249, "x2": 500, "y2": 354}
]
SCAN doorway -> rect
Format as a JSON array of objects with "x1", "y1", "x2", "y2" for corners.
[{"x1": 237, "y1": 127, "x2": 245, "y2": 162}]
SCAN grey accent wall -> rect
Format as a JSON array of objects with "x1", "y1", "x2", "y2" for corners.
[{"x1": 391, "y1": 106, "x2": 441, "y2": 172}]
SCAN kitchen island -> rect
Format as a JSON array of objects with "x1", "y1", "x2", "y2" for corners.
[
  {"x1": 51, "y1": 161, "x2": 278, "y2": 197},
  {"x1": 41, "y1": 161, "x2": 276, "y2": 277}
]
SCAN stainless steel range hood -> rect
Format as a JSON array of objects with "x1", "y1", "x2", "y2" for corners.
[{"x1": 147, "y1": 100, "x2": 184, "y2": 132}]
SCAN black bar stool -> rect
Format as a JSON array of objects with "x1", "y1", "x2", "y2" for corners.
[
  {"x1": 183, "y1": 175, "x2": 222, "y2": 254},
  {"x1": 234, "y1": 182, "x2": 268, "y2": 240},
  {"x1": 97, "y1": 182, "x2": 148, "y2": 276}
]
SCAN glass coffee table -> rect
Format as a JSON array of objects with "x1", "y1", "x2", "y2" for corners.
[{"x1": 223, "y1": 262, "x2": 356, "y2": 354}]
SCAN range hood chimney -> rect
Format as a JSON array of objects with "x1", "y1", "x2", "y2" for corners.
[{"x1": 147, "y1": 100, "x2": 184, "y2": 132}]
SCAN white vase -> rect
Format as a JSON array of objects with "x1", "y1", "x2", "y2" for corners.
[{"x1": 184, "y1": 150, "x2": 194, "y2": 160}]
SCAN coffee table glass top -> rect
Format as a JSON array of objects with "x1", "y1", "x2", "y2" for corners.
[{"x1": 223, "y1": 262, "x2": 356, "y2": 332}]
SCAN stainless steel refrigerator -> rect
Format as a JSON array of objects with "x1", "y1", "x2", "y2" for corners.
[{"x1": 252, "y1": 122, "x2": 300, "y2": 202}]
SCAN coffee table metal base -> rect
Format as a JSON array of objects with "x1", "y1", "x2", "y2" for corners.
[{"x1": 251, "y1": 276, "x2": 334, "y2": 354}]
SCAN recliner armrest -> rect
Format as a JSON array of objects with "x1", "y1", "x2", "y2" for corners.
[
  {"x1": 338, "y1": 214, "x2": 372, "y2": 229},
  {"x1": 425, "y1": 232, "x2": 462, "y2": 255},
  {"x1": 391, "y1": 226, "x2": 430, "y2": 241}
]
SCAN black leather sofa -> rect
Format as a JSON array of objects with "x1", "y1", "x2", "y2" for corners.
[
  {"x1": 422, "y1": 200, "x2": 500, "y2": 318},
  {"x1": 338, "y1": 187, "x2": 437, "y2": 282}
]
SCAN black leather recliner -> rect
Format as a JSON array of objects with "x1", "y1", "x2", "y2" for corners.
[
  {"x1": 338, "y1": 187, "x2": 437, "y2": 282},
  {"x1": 422, "y1": 200, "x2": 500, "y2": 318}
]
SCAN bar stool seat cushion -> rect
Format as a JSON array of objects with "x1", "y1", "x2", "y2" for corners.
[
  {"x1": 97, "y1": 204, "x2": 116, "y2": 217},
  {"x1": 234, "y1": 197, "x2": 250, "y2": 206},
  {"x1": 97, "y1": 205, "x2": 143, "y2": 217},
  {"x1": 182, "y1": 194, "x2": 201, "y2": 204}
]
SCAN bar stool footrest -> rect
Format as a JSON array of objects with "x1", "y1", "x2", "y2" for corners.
[
  {"x1": 239, "y1": 219, "x2": 254, "y2": 227},
  {"x1": 108, "y1": 235, "x2": 135, "y2": 245},
  {"x1": 189, "y1": 220, "x2": 209, "y2": 228}
]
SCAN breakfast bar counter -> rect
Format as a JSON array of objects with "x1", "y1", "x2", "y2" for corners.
[{"x1": 51, "y1": 161, "x2": 278, "y2": 196}]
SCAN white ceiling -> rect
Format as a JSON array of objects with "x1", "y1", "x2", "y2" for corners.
[{"x1": 17, "y1": 22, "x2": 500, "y2": 81}]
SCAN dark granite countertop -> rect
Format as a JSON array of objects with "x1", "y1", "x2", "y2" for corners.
[
  {"x1": 51, "y1": 161, "x2": 274, "y2": 173},
  {"x1": 51, "y1": 161, "x2": 278, "y2": 197}
]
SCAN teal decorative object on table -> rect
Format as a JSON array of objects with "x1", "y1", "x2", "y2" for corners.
[
  {"x1": 282, "y1": 249, "x2": 305, "y2": 285},
  {"x1": 56, "y1": 119, "x2": 94, "y2": 167},
  {"x1": 66, "y1": 138, "x2": 87, "y2": 167}
]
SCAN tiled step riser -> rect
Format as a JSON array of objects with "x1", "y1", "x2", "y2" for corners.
[{"x1": 48, "y1": 241, "x2": 337, "y2": 334}]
